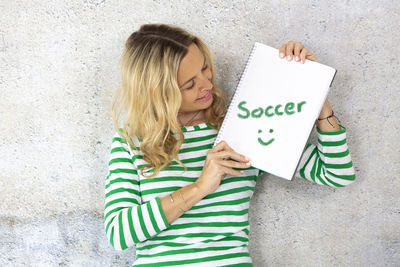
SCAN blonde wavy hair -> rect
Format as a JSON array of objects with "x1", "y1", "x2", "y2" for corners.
[{"x1": 111, "y1": 24, "x2": 227, "y2": 178}]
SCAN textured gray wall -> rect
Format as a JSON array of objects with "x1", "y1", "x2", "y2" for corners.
[{"x1": 1, "y1": 0, "x2": 399, "y2": 266}]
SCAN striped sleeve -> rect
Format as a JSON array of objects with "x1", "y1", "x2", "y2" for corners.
[
  {"x1": 295, "y1": 124, "x2": 356, "y2": 187},
  {"x1": 104, "y1": 132, "x2": 170, "y2": 251}
]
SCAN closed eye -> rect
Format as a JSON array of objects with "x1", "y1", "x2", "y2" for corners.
[{"x1": 185, "y1": 62, "x2": 208, "y2": 90}]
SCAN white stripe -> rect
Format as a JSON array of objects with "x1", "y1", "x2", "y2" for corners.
[
  {"x1": 131, "y1": 206, "x2": 146, "y2": 242},
  {"x1": 326, "y1": 166, "x2": 356, "y2": 176},
  {"x1": 138, "y1": 239, "x2": 248, "y2": 256},
  {"x1": 320, "y1": 154, "x2": 352, "y2": 165},
  {"x1": 325, "y1": 172, "x2": 355, "y2": 186},
  {"x1": 142, "y1": 188, "x2": 253, "y2": 208},
  {"x1": 150, "y1": 199, "x2": 168, "y2": 230},
  {"x1": 112, "y1": 216, "x2": 122, "y2": 251},
  {"x1": 104, "y1": 191, "x2": 140, "y2": 204},
  {"x1": 122, "y1": 208, "x2": 134, "y2": 247},
  {"x1": 317, "y1": 131, "x2": 346, "y2": 141},
  {"x1": 154, "y1": 225, "x2": 248, "y2": 242},
  {"x1": 108, "y1": 161, "x2": 135, "y2": 171},
  {"x1": 317, "y1": 142, "x2": 348, "y2": 153},
  {"x1": 105, "y1": 181, "x2": 139, "y2": 195},
  {"x1": 133, "y1": 242, "x2": 250, "y2": 265},
  {"x1": 141, "y1": 202, "x2": 157, "y2": 237}
]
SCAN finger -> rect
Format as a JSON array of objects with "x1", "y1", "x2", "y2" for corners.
[
  {"x1": 294, "y1": 42, "x2": 303, "y2": 62},
  {"x1": 300, "y1": 48, "x2": 318, "y2": 63},
  {"x1": 306, "y1": 53, "x2": 318, "y2": 62},
  {"x1": 218, "y1": 158, "x2": 251, "y2": 169},
  {"x1": 300, "y1": 48, "x2": 308, "y2": 64},
  {"x1": 214, "y1": 150, "x2": 249, "y2": 163},
  {"x1": 212, "y1": 140, "x2": 229, "y2": 152},
  {"x1": 285, "y1": 41, "x2": 295, "y2": 61},
  {"x1": 278, "y1": 44, "x2": 286, "y2": 58},
  {"x1": 222, "y1": 166, "x2": 243, "y2": 176}
]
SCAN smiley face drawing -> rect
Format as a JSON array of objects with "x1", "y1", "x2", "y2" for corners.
[{"x1": 257, "y1": 129, "x2": 275, "y2": 146}]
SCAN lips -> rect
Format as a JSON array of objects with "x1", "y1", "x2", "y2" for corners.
[{"x1": 197, "y1": 90, "x2": 211, "y2": 101}]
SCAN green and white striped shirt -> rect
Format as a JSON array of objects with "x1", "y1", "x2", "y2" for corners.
[{"x1": 104, "y1": 122, "x2": 355, "y2": 266}]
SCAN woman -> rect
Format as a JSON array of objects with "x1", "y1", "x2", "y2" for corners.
[{"x1": 104, "y1": 24, "x2": 356, "y2": 266}]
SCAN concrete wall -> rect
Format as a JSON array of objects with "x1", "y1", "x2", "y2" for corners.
[{"x1": 1, "y1": 0, "x2": 399, "y2": 266}]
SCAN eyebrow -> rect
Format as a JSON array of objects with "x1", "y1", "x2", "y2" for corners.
[{"x1": 180, "y1": 56, "x2": 206, "y2": 88}]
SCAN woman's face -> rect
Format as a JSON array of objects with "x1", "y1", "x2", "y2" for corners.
[{"x1": 177, "y1": 43, "x2": 213, "y2": 114}]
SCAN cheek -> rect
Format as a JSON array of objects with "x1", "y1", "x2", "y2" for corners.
[{"x1": 181, "y1": 91, "x2": 196, "y2": 105}]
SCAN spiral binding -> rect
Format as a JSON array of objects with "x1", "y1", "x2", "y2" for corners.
[{"x1": 215, "y1": 43, "x2": 259, "y2": 145}]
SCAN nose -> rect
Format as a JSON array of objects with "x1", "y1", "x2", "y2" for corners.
[{"x1": 199, "y1": 73, "x2": 213, "y2": 91}]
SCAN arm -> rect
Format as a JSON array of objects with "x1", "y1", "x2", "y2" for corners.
[
  {"x1": 295, "y1": 101, "x2": 356, "y2": 187},
  {"x1": 104, "y1": 132, "x2": 206, "y2": 251}
]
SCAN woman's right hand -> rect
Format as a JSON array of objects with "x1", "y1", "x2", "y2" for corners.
[{"x1": 195, "y1": 140, "x2": 251, "y2": 196}]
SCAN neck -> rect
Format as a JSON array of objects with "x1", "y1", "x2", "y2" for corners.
[{"x1": 178, "y1": 110, "x2": 206, "y2": 127}]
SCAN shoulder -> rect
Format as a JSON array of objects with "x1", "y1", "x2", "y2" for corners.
[{"x1": 111, "y1": 129, "x2": 141, "y2": 154}]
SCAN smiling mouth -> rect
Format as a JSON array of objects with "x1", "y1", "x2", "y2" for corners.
[
  {"x1": 196, "y1": 90, "x2": 211, "y2": 101},
  {"x1": 258, "y1": 137, "x2": 275, "y2": 146}
]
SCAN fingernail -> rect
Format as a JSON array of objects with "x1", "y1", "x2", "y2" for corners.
[
  {"x1": 286, "y1": 55, "x2": 291, "y2": 61},
  {"x1": 295, "y1": 56, "x2": 299, "y2": 61},
  {"x1": 246, "y1": 162, "x2": 251, "y2": 166},
  {"x1": 279, "y1": 52, "x2": 284, "y2": 58}
]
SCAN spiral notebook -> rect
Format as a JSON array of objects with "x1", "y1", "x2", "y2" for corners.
[{"x1": 213, "y1": 42, "x2": 337, "y2": 180}]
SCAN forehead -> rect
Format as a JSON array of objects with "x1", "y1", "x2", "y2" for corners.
[{"x1": 177, "y1": 43, "x2": 205, "y2": 86}]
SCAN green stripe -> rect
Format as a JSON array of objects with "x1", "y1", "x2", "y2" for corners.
[
  {"x1": 113, "y1": 137, "x2": 127, "y2": 144},
  {"x1": 111, "y1": 146, "x2": 129, "y2": 153},
  {"x1": 315, "y1": 159, "x2": 328, "y2": 186},
  {"x1": 169, "y1": 155, "x2": 207, "y2": 166},
  {"x1": 136, "y1": 244, "x2": 247, "y2": 259},
  {"x1": 191, "y1": 197, "x2": 250, "y2": 211},
  {"x1": 326, "y1": 170, "x2": 356, "y2": 181},
  {"x1": 109, "y1": 225, "x2": 114, "y2": 248},
  {"x1": 138, "y1": 231, "x2": 249, "y2": 250},
  {"x1": 108, "y1": 168, "x2": 138, "y2": 175},
  {"x1": 140, "y1": 176, "x2": 196, "y2": 185},
  {"x1": 322, "y1": 149, "x2": 349, "y2": 158},
  {"x1": 105, "y1": 177, "x2": 138, "y2": 189},
  {"x1": 299, "y1": 148, "x2": 317, "y2": 180},
  {"x1": 142, "y1": 186, "x2": 254, "y2": 199},
  {"x1": 183, "y1": 133, "x2": 217, "y2": 143},
  {"x1": 325, "y1": 161, "x2": 353, "y2": 169},
  {"x1": 137, "y1": 204, "x2": 151, "y2": 239},
  {"x1": 118, "y1": 211, "x2": 127, "y2": 250},
  {"x1": 181, "y1": 208, "x2": 249, "y2": 218},
  {"x1": 127, "y1": 207, "x2": 140, "y2": 243},
  {"x1": 179, "y1": 143, "x2": 213, "y2": 153},
  {"x1": 221, "y1": 175, "x2": 257, "y2": 184},
  {"x1": 165, "y1": 221, "x2": 249, "y2": 232},
  {"x1": 310, "y1": 151, "x2": 318, "y2": 183},
  {"x1": 105, "y1": 187, "x2": 139, "y2": 198},
  {"x1": 203, "y1": 186, "x2": 255, "y2": 200},
  {"x1": 104, "y1": 197, "x2": 139, "y2": 210},
  {"x1": 105, "y1": 206, "x2": 136, "y2": 231},
  {"x1": 109, "y1": 157, "x2": 132, "y2": 165},
  {"x1": 325, "y1": 176, "x2": 344, "y2": 187},
  {"x1": 134, "y1": 252, "x2": 251, "y2": 266},
  {"x1": 318, "y1": 138, "x2": 346, "y2": 146},
  {"x1": 147, "y1": 200, "x2": 160, "y2": 233},
  {"x1": 147, "y1": 232, "x2": 231, "y2": 243},
  {"x1": 138, "y1": 228, "x2": 250, "y2": 251},
  {"x1": 138, "y1": 165, "x2": 204, "y2": 172}
]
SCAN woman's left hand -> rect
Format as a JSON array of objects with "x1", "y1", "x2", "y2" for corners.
[
  {"x1": 278, "y1": 41, "x2": 317, "y2": 64},
  {"x1": 278, "y1": 41, "x2": 341, "y2": 131}
]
